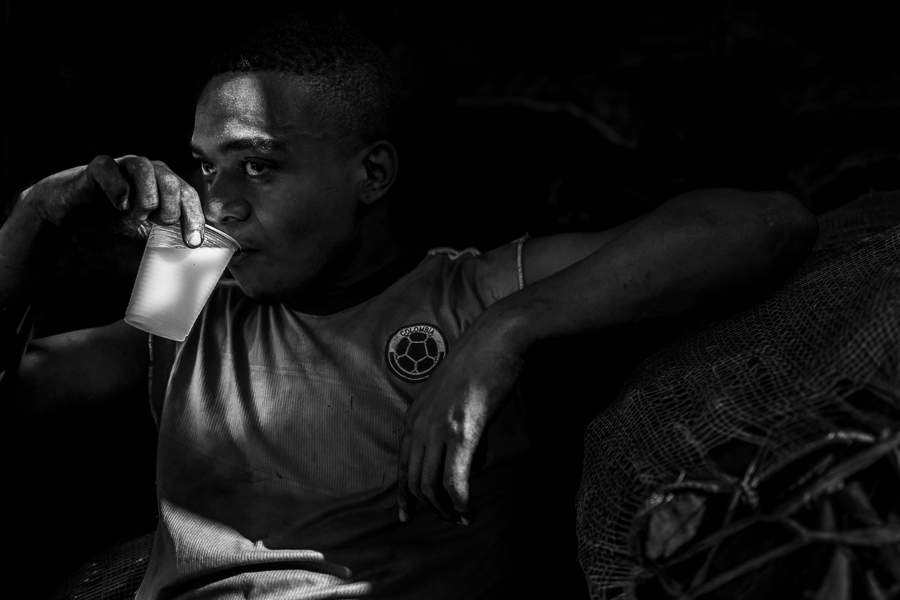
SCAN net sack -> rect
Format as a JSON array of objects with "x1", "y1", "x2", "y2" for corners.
[
  {"x1": 576, "y1": 191, "x2": 900, "y2": 599},
  {"x1": 47, "y1": 533, "x2": 154, "y2": 600}
]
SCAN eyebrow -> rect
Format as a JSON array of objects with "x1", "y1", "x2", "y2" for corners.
[{"x1": 190, "y1": 136, "x2": 288, "y2": 156}]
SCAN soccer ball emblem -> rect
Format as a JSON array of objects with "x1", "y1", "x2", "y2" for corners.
[{"x1": 386, "y1": 323, "x2": 448, "y2": 382}]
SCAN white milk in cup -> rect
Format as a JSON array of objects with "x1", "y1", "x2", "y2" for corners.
[{"x1": 125, "y1": 223, "x2": 240, "y2": 341}]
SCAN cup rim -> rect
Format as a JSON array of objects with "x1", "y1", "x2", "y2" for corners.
[
  {"x1": 204, "y1": 224, "x2": 241, "y2": 251},
  {"x1": 149, "y1": 222, "x2": 241, "y2": 251}
]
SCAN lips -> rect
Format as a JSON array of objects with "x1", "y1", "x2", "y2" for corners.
[
  {"x1": 226, "y1": 234, "x2": 256, "y2": 255},
  {"x1": 228, "y1": 247, "x2": 258, "y2": 267}
]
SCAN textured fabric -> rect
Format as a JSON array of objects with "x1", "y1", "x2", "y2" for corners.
[
  {"x1": 576, "y1": 202, "x2": 900, "y2": 598},
  {"x1": 139, "y1": 237, "x2": 528, "y2": 599}
]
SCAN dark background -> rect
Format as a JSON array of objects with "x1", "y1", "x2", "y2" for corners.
[
  {"x1": 5, "y1": 2, "x2": 900, "y2": 332},
  {"x1": 3, "y1": 2, "x2": 899, "y2": 598}
]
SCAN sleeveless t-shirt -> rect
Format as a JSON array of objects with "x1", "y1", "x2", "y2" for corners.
[{"x1": 137, "y1": 237, "x2": 530, "y2": 599}]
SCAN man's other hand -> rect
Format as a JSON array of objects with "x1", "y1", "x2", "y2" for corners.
[{"x1": 397, "y1": 309, "x2": 527, "y2": 525}]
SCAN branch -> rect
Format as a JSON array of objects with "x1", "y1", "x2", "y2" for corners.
[{"x1": 455, "y1": 95, "x2": 639, "y2": 149}]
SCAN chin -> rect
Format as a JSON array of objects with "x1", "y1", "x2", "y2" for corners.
[
  {"x1": 231, "y1": 280, "x2": 284, "y2": 305},
  {"x1": 239, "y1": 288, "x2": 280, "y2": 305},
  {"x1": 230, "y1": 272, "x2": 312, "y2": 306}
]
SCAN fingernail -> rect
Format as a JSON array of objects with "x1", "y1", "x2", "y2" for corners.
[
  {"x1": 460, "y1": 516, "x2": 470, "y2": 526},
  {"x1": 119, "y1": 198, "x2": 129, "y2": 211},
  {"x1": 187, "y1": 231, "x2": 202, "y2": 247},
  {"x1": 399, "y1": 508, "x2": 408, "y2": 523}
]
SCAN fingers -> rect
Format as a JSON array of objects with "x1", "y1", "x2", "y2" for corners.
[
  {"x1": 405, "y1": 438, "x2": 425, "y2": 506},
  {"x1": 421, "y1": 443, "x2": 457, "y2": 521},
  {"x1": 153, "y1": 165, "x2": 182, "y2": 225},
  {"x1": 112, "y1": 156, "x2": 204, "y2": 247},
  {"x1": 444, "y1": 442, "x2": 475, "y2": 525},
  {"x1": 399, "y1": 381, "x2": 497, "y2": 526},
  {"x1": 118, "y1": 155, "x2": 159, "y2": 220},
  {"x1": 399, "y1": 422, "x2": 470, "y2": 525},
  {"x1": 86, "y1": 155, "x2": 130, "y2": 210},
  {"x1": 33, "y1": 155, "x2": 201, "y2": 232},
  {"x1": 152, "y1": 161, "x2": 204, "y2": 247},
  {"x1": 179, "y1": 185, "x2": 206, "y2": 248}
]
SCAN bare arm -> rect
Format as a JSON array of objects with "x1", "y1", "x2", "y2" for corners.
[
  {"x1": 398, "y1": 188, "x2": 819, "y2": 523},
  {"x1": 10, "y1": 320, "x2": 150, "y2": 417},
  {"x1": 516, "y1": 188, "x2": 818, "y2": 331},
  {"x1": 1, "y1": 156, "x2": 204, "y2": 412}
]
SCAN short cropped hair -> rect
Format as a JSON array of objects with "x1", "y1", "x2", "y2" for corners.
[{"x1": 206, "y1": 14, "x2": 398, "y2": 154}]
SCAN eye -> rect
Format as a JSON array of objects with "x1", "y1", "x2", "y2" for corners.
[
  {"x1": 243, "y1": 160, "x2": 272, "y2": 177},
  {"x1": 199, "y1": 160, "x2": 216, "y2": 176}
]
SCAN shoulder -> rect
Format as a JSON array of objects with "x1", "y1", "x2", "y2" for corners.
[{"x1": 425, "y1": 236, "x2": 528, "y2": 306}]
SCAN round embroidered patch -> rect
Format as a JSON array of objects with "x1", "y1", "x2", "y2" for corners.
[{"x1": 386, "y1": 323, "x2": 448, "y2": 382}]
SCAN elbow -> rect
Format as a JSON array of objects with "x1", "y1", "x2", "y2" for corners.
[
  {"x1": 758, "y1": 190, "x2": 819, "y2": 272},
  {"x1": 765, "y1": 190, "x2": 819, "y2": 243}
]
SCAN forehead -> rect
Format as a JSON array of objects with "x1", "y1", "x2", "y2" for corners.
[{"x1": 192, "y1": 72, "x2": 328, "y2": 148}]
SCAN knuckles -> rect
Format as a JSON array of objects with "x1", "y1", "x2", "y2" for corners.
[
  {"x1": 156, "y1": 211, "x2": 181, "y2": 225},
  {"x1": 88, "y1": 154, "x2": 117, "y2": 172}
]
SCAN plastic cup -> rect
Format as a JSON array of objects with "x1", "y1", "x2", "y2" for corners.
[{"x1": 124, "y1": 223, "x2": 240, "y2": 341}]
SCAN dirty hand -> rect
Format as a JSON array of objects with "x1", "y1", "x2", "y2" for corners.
[
  {"x1": 397, "y1": 309, "x2": 527, "y2": 524},
  {"x1": 22, "y1": 154, "x2": 205, "y2": 246}
]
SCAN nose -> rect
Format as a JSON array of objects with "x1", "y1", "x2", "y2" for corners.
[{"x1": 204, "y1": 176, "x2": 251, "y2": 227}]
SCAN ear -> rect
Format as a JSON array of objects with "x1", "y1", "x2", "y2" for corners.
[{"x1": 358, "y1": 140, "x2": 398, "y2": 205}]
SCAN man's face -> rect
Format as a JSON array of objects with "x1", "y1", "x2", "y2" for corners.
[{"x1": 191, "y1": 72, "x2": 366, "y2": 304}]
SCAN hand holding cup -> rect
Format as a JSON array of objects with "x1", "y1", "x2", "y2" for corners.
[{"x1": 23, "y1": 154, "x2": 206, "y2": 248}]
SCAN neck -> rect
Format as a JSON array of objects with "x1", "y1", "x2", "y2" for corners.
[{"x1": 286, "y1": 213, "x2": 424, "y2": 315}]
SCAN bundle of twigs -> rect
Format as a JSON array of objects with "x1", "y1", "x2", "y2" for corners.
[{"x1": 632, "y1": 428, "x2": 900, "y2": 599}]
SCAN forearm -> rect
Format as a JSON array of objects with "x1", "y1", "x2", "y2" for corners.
[
  {"x1": 490, "y1": 189, "x2": 819, "y2": 349},
  {"x1": 1, "y1": 179, "x2": 153, "y2": 410}
]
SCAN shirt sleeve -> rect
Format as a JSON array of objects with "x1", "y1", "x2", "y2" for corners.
[{"x1": 460, "y1": 234, "x2": 531, "y2": 308}]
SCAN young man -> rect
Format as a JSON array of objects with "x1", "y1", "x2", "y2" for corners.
[{"x1": 1, "y1": 15, "x2": 818, "y2": 600}]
